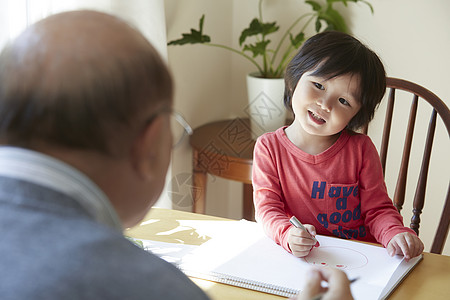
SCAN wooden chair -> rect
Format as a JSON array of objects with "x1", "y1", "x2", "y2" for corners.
[{"x1": 362, "y1": 77, "x2": 450, "y2": 254}]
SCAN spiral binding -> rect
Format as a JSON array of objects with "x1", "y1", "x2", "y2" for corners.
[{"x1": 182, "y1": 269, "x2": 299, "y2": 298}]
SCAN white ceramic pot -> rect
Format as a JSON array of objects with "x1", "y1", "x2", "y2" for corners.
[{"x1": 246, "y1": 72, "x2": 286, "y2": 139}]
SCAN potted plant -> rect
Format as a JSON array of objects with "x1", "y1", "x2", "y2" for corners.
[{"x1": 168, "y1": 0, "x2": 374, "y2": 137}]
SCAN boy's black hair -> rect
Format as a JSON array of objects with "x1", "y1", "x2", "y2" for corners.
[{"x1": 284, "y1": 31, "x2": 386, "y2": 130}]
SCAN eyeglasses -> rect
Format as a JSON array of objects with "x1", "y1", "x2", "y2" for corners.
[
  {"x1": 144, "y1": 108, "x2": 193, "y2": 149},
  {"x1": 171, "y1": 111, "x2": 193, "y2": 148}
]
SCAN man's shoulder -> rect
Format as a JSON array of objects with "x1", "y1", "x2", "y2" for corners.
[
  {"x1": 0, "y1": 222, "x2": 208, "y2": 300},
  {"x1": 0, "y1": 190, "x2": 208, "y2": 300},
  {"x1": 67, "y1": 235, "x2": 209, "y2": 299}
]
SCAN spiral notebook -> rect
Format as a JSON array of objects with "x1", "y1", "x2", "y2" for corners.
[{"x1": 178, "y1": 221, "x2": 422, "y2": 299}]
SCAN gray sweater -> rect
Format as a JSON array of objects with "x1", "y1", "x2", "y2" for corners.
[{"x1": 0, "y1": 177, "x2": 209, "y2": 300}]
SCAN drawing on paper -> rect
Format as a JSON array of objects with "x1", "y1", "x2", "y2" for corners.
[{"x1": 303, "y1": 246, "x2": 368, "y2": 270}]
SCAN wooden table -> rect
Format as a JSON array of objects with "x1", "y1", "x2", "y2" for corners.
[
  {"x1": 126, "y1": 208, "x2": 450, "y2": 300},
  {"x1": 189, "y1": 118, "x2": 256, "y2": 220}
]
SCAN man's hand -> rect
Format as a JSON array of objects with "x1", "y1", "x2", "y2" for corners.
[{"x1": 294, "y1": 267, "x2": 354, "y2": 300}]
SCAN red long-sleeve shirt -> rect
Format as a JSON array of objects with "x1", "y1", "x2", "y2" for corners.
[{"x1": 252, "y1": 127, "x2": 416, "y2": 253}]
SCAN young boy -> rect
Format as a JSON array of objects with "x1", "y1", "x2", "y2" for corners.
[{"x1": 252, "y1": 31, "x2": 424, "y2": 260}]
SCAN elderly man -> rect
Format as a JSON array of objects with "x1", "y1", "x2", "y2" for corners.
[{"x1": 0, "y1": 10, "x2": 352, "y2": 300}]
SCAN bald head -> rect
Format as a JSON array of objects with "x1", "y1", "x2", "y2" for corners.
[
  {"x1": 14, "y1": 11, "x2": 153, "y2": 92},
  {"x1": 0, "y1": 10, "x2": 172, "y2": 155}
]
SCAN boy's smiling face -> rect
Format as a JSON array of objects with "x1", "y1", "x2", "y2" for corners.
[{"x1": 291, "y1": 71, "x2": 362, "y2": 138}]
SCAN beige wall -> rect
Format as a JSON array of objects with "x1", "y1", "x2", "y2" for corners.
[
  {"x1": 346, "y1": 0, "x2": 450, "y2": 256},
  {"x1": 165, "y1": 0, "x2": 449, "y2": 255}
]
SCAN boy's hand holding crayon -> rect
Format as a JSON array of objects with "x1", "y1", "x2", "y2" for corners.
[{"x1": 288, "y1": 216, "x2": 320, "y2": 257}]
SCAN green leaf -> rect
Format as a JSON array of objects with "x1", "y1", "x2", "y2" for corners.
[
  {"x1": 289, "y1": 32, "x2": 305, "y2": 48},
  {"x1": 326, "y1": 0, "x2": 349, "y2": 4},
  {"x1": 167, "y1": 15, "x2": 211, "y2": 46},
  {"x1": 243, "y1": 40, "x2": 271, "y2": 57},
  {"x1": 305, "y1": 0, "x2": 322, "y2": 11},
  {"x1": 167, "y1": 0, "x2": 375, "y2": 78},
  {"x1": 326, "y1": 0, "x2": 374, "y2": 14},
  {"x1": 360, "y1": 0, "x2": 374, "y2": 14},
  {"x1": 319, "y1": 6, "x2": 348, "y2": 33},
  {"x1": 315, "y1": 18, "x2": 322, "y2": 32},
  {"x1": 239, "y1": 18, "x2": 279, "y2": 46}
]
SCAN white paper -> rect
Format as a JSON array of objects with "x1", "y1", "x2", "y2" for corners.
[{"x1": 179, "y1": 220, "x2": 420, "y2": 300}]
